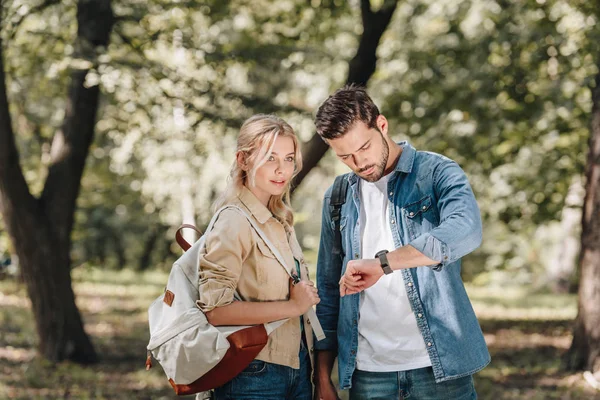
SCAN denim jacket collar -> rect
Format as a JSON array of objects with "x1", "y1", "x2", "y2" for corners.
[
  {"x1": 347, "y1": 141, "x2": 415, "y2": 186},
  {"x1": 237, "y1": 185, "x2": 272, "y2": 224}
]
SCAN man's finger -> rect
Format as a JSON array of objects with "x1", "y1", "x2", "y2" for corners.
[
  {"x1": 342, "y1": 276, "x2": 363, "y2": 288},
  {"x1": 346, "y1": 286, "x2": 364, "y2": 295}
]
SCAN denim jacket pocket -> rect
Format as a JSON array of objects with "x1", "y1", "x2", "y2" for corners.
[
  {"x1": 329, "y1": 216, "x2": 347, "y2": 232},
  {"x1": 402, "y1": 195, "x2": 437, "y2": 240}
]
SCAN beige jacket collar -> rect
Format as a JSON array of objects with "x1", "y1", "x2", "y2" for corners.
[{"x1": 237, "y1": 186, "x2": 272, "y2": 224}]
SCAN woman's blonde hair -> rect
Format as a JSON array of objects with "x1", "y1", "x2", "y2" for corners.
[{"x1": 213, "y1": 114, "x2": 303, "y2": 227}]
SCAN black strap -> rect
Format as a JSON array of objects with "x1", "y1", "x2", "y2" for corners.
[{"x1": 330, "y1": 175, "x2": 349, "y2": 257}]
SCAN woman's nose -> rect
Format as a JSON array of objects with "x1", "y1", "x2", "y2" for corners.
[{"x1": 275, "y1": 160, "x2": 284, "y2": 174}]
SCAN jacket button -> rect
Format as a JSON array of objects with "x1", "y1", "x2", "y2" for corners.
[
  {"x1": 408, "y1": 282, "x2": 413, "y2": 287},
  {"x1": 355, "y1": 254, "x2": 360, "y2": 259},
  {"x1": 353, "y1": 319, "x2": 357, "y2": 325},
  {"x1": 409, "y1": 212, "x2": 414, "y2": 217},
  {"x1": 391, "y1": 220, "x2": 396, "y2": 224},
  {"x1": 351, "y1": 350, "x2": 356, "y2": 355},
  {"x1": 422, "y1": 206, "x2": 427, "y2": 211},
  {"x1": 389, "y1": 191, "x2": 393, "y2": 196},
  {"x1": 418, "y1": 313, "x2": 423, "y2": 318},
  {"x1": 427, "y1": 342, "x2": 432, "y2": 347}
]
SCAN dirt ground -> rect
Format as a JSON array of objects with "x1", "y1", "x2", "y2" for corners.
[{"x1": 0, "y1": 268, "x2": 599, "y2": 399}]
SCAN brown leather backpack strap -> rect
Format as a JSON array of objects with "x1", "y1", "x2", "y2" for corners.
[{"x1": 175, "y1": 224, "x2": 202, "y2": 251}]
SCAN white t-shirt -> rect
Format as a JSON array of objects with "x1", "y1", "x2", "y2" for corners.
[{"x1": 355, "y1": 174, "x2": 432, "y2": 372}]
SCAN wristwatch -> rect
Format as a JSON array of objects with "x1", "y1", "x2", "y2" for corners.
[{"x1": 375, "y1": 250, "x2": 393, "y2": 275}]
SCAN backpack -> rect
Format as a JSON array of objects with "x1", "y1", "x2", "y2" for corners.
[
  {"x1": 330, "y1": 174, "x2": 349, "y2": 262},
  {"x1": 145, "y1": 205, "x2": 324, "y2": 396}
]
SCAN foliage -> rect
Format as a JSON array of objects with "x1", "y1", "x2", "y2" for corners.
[
  {"x1": 369, "y1": 0, "x2": 599, "y2": 282},
  {"x1": 0, "y1": 0, "x2": 598, "y2": 286}
]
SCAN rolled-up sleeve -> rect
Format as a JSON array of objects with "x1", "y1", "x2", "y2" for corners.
[
  {"x1": 408, "y1": 160, "x2": 483, "y2": 271},
  {"x1": 197, "y1": 209, "x2": 252, "y2": 312}
]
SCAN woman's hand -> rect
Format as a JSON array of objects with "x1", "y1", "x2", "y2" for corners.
[{"x1": 288, "y1": 279, "x2": 320, "y2": 316}]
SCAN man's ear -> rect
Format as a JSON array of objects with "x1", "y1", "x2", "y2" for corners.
[
  {"x1": 377, "y1": 115, "x2": 389, "y2": 136},
  {"x1": 236, "y1": 151, "x2": 248, "y2": 171}
]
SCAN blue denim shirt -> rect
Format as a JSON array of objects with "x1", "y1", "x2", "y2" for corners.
[{"x1": 315, "y1": 142, "x2": 490, "y2": 389}]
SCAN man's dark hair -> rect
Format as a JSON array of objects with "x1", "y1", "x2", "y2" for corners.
[{"x1": 315, "y1": 84, "x2": 380, "y2": 140}]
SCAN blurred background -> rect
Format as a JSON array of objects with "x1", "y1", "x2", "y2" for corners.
[{"x1": 1, "y1": 0, "x2": 600, "y2": 398}]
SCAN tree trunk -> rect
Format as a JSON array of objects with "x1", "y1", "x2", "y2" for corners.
[
  {"x1": 291, "y1": 0, "x2": 399, "y2": 192},
  {"x1": 546, "y1": 178, "x2": 582, "y2": 293},
  {"x1": 0, "y1": 0, "x2": 114, "y2": 363},
  {"x1": 565, "y1": 65, "x2": 600, "y2": 373}
]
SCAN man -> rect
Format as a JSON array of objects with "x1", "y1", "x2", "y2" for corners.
[{"x1": 313, "y1": 85, "x2": 489, "y2": 400}]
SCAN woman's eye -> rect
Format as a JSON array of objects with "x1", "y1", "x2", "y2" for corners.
[
  {"x1": 268, "y1": 156, "x2": 275, "y2": 161},
  {"x1": 285, "y1": 157, "x2": 294, "y2": 162}
]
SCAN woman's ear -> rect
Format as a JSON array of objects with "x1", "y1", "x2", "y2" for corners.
[{"x1": 236, "y1": 151, "x2": 248, "y2": 171}]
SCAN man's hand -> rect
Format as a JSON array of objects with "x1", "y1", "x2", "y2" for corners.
[
  {"x1": 315, "y1": 378, "x2": 341, "y2": 400},
  {"x1": 339, "y1": 258, "x2": 384, "y2": 297}
]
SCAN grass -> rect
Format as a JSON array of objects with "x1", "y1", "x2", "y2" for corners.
[{"x1": 0, "y1": 267, "x2": 599, "y2": 399}]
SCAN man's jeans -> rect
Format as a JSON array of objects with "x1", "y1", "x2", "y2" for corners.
[
  {"x1": 214, "y1": 345, "x2": 311, "y2": 400},
  {"x1": 349, "y1": 367, "x2": 476, "y2": 400}
]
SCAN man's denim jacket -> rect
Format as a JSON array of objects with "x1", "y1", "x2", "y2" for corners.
[{"x1": 315, "y1": 142, "x2": 490, "y2": 389}]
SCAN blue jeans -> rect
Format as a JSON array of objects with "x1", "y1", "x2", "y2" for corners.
[
  {"x1": 349, "y1": 367, "x2": 476, "y2": 400},
  {"x1": 214, "y1": 346, "x2": 312, "y2": 400}
]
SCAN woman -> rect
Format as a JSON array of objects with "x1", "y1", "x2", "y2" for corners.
[{"x1": 197, "y1": 114, "x2": 320, "y2": 400}]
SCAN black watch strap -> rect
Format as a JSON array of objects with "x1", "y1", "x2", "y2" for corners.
[{"x1": 375, "y1": 250, "x2": 393, "y2": 275}]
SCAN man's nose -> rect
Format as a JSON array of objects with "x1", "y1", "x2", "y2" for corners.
[{"x1": 354, "y1": 154, "x2": 367, "y2": 169}]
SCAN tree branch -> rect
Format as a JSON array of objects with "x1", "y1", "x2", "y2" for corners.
[
  {"x1": 0, "y1": 38, "x2": 38, "y2": 226},
  {"x1": 40, "y1": 0, "x2": 114, "y2": 244},
  {"x1": 291, "y1": 0, "x2": 399, "y2": 192},
  {"x1": 6, "y1": 0, "x2": 61, "y2": 41}
]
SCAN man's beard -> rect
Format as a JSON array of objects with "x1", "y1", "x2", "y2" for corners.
[{"x1": 357, "y1": 134, "x2": 389, "y2": 183}]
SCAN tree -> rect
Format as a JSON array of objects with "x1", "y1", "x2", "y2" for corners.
[
  {"x1": 0, "y1": 0, "x2": 114, "y2": 363},
  {"x1": 292, "y1": 0, "x2": 399, "y2": 191},
  {"x1": 566, "y1": 63, "x2": 600, "y2": 374}
]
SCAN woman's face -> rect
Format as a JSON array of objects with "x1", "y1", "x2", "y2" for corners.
[{"x1": 246, "y1": 135, "x2": 296, "y2": 205}]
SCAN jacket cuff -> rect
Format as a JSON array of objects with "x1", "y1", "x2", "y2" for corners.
[
  {"x1": 408, "y1": 232, "x2": 450, "y2": 272},
  {"x1": 196, "y1": 281, "x2": 235, "y2": 312}
]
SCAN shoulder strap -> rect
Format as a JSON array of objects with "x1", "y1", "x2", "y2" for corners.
[
  {"x1": 330, "y1": 174, "x2": 349, "y2": 257},
  {"x1": 175, "y1": 224, "x2": 203, "y2": 251}
]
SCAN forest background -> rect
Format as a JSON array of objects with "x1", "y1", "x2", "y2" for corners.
[{"x1": 1, "y1": 0, "x2": 600, "y2": 398}]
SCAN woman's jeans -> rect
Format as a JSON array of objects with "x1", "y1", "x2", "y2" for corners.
[
  {"x1": 214, "y1": 345, "x2": 312, "y2": 400},
  {"x1": 350, "y1": 367, "x2": 476, "y2": 400}
]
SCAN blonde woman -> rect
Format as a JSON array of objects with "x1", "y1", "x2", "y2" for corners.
[{"x1": 197, "y1": 115, "x2": 319, "y2": 400}]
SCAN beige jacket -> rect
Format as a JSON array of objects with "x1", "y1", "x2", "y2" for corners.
[{"x1": 197, "y1": 186, "x2": 314, "y2": 370}]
